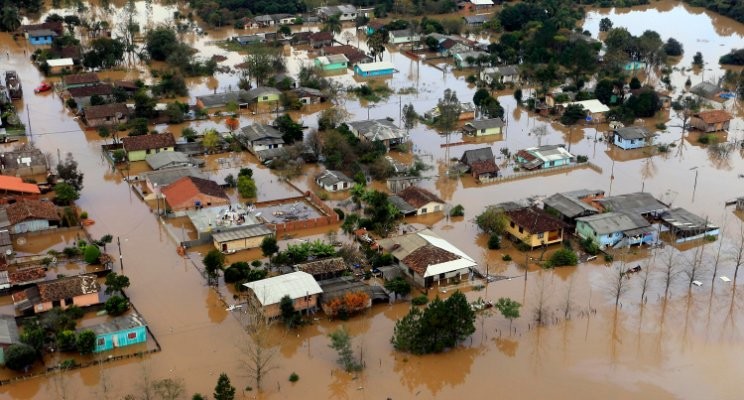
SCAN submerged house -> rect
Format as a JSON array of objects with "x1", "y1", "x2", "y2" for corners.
[
  {"x1": 161, "y1": 176, "x2": 229, "y2": 212},
  {"x1": 502, "y1": 205, "x2": 567, "y2": 248},
  {"x1": 612, "y1": 126, "x2": 656, "y2": 150},
  {"x1": 462, "y1": 118, "x2": 504, "y2": 137},
  {"x1": 346, "y1": 118, "x2": 407, "y2": 150},
  {"x1": 388, "y1": 29, "x2": 421, "y2": 45},
  {"x1": 27, "y1": 29, "x2": 57, "y2": 45},
  {"x1": 243, "y1": 271, "x2": 323, "y2": 318},
  {"x1": 88, "y1": 314, "x2": 148, "y2": 353},
  {"x1": 195, "y1": 90, "x2": 251, "y2": 110},
  {"x1": 659, "y1": 208, "x2": 719, "y2": 243},
  {"x1": 4, "y1": 200, "x2": 60, "y2": 234},
  {"x1": 315, "y1": 170, "x2": 354, "y2": 192},
  {"x1": 67, "y1": 84, "x2": 113, "y2": 107},
  {"x1": 0, "y1": 315, "x2": 19, "y2": 365},
  {"x1": 317, "y1": 4, "x2": 358, "y2": 21},
  {"x1": 396, "y1": 186, "x2": 445, "y2": 215},
  {"x1": 121, "y1": 133, "x2": 176, "y2": 162},
  {"x1": 595, "y1": 192, "x2": 668, "y2": 218},
  {"x1": 376, "y1": 229, "x2": 476, "y2": 288},
  {"x1": 515, "y1": 145, "x2": 574, "y2": 170},
  {"x1": 460, "y1": 147, "x2": 499, "y2": 181},
  {"x1": 690, "y1": 110, "x2": 732, "y2": 133},
  {"x1": 354, "y1": 61, "x2": 396, "y2": 77},
  {"x1": 62, "y1": 72, "x2": 100, "y2": 89},
  {"x1": 542, "y1": 189, "x2": 604, "y2": 225},
  {"x1": 238, "y1": 124, "x2": 285, "y2": 154},
  {"x1": 83, "y1": 103, "x2": 130, "y2": 128},
  {"x1": 295, "y1": 257, "x2": 349, "y2": 281},
  {"x1": 314, "y1": 54, "x2": 349, "y2": 72},
  {"x1": 13, "y1": 275, "x2": 100, "y2": 315},
  {"x1": 0, "y1": 145, "x2": 48, "y2": 177},
  {"x1": 576, "y1": 212, "x2": 656, "y2": 249},
  {"x1": 212, "y1": 224, "x2": 274, "y2": 253}
]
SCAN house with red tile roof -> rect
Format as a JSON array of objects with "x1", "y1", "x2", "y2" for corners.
[
  {"x1": 121, "y1": 133, "x2": 176, "y2": 162},
  {"x1": 161, "y1": 176, "x2": 229, "y2": 212},
  {"x1": 500, "y1": 204, "x2": 567, "y2": 248},
  {"x1": 376, "y1": 229, "x2": 476, "y2": 288},
  {"x1": 2, "y1": 200, "x2": 60, "y2": 234},
  {"x1": 13, "y1": 274, "x2": 100, "y2": 315},
  {"x1": 690, "y1": 110, "x2": 732, "y2": 133},
  {"x1": 396, "y1": 186, "x2": 445, "y2": 215}
]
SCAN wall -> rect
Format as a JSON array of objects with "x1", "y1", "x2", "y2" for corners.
[
  {"x1": 214, "y1": 233, "x2": 269, "y2": 252},
  {"x1": 95, "y1": 325, "x2": 147, "y2": 352},
  {"x1": 170, "y1": 194, "x2": 230, "y2": 212},
  {"x1": 258, "y1": 293, "x2": 319, "y2": 318},
  {"x1": 416, "y1": 201, "x2": 443, "y2": 215},
  {"x1": 505, "y1": 219, "x2": 563, "y2": 248},
  {"x1": 12, "y1": 219, "x2": 51, "y2": 234}
]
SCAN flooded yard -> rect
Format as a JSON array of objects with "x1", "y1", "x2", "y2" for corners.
[{"x1": 1, "y1": 0, "x2": 744, "y2": 399}]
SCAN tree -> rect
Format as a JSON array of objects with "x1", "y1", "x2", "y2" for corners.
[
  {"x1": 98, "y1": 126, "x2": 110, "y2": 144},
  {"x1": 4, "y1": 344, "x2": 36, "y2": 372},
  {"x1": 663, "y1": 37, "x2": 683, "y2": 56},
  {"x1": 83, "y1": 244, "x2": 101, "y2": 264},
  {"x1": 203, "y1": 249, "x2": 225, "y2": 285},
  {"x1": 76, "y1": 330, "x2": 96, "y2": 354},
  {"x1": 237, "y1": 176, "x2": 257, "y2": 198},
  {"x1": 594, "y1": 79, "x2": 616, "y2": 105},
  {"x1": 402, "y1": 103, "x2": 418, "y2": 132},
  {"x1": 104, "y1": 295, "x2": 129, "y2": 316},
  {"x1": 274, "y1": 114, "x2": 303, "y2": 144},
  {"x1": 384, "y1": 277, "x2": 411, "y2": 299},
  {"x1": 481, "y1": 96, "x2": 504, "y2": 119},
  {"x1": 104, "y1": 272, "x2": 130, "y2": 295},
  {"x1": 0, "y1": 6, "x2": 21, "y2": 32},
  {"x1": 693, "y1": 51, "x2": 704, "y2": 67},
  {"x1": 329, "y1": 326, "x2": 362, "y2": 372},
  {"x1": 56, "y1": 330, "x2": 77, "y2": 352},
  {"x1": 145, "y1": 27, "x2": 179, "y2": 61},
  {"x1": 367, "y1": 30, "x2": 388, "y2": 62},
  {"x1": 435, "y1": 89, "x2": 461, "y2": 133},
  {"x1": 202, "y1": 129, "x2": 221, "y2": 152},
  {"x1": 560, "y1": 104, "x2": 586, "y2": 125},
  {"x1": 514, "y1": 88, "x2": 523, "y2": 104},
  {"x1": 391, "y1": 291, "x2": 475, "y2": 354},
  {"x1": 548, "y1": 248, "x2": 578, "y2": 267},
  {"x1": 277, "y1": 25, "x2": 291, "y2": 37},
  {"x1": 153, "y1": 378, "x2": 185, "y2": 400},
  {"x1": 280, "y1": 295, "x2": 302, "y2": 328},
  {"x1": 213, "y1": 373, "x2": 236, "y2": 400},
  {"x1": 476, "y1": 207, "x2": 507, "y2": 235},
  {"x1": 164, "y1": 102, "x2": 185, "y2": 124},
  {"x1": 472, "y1": 88, "x2": 490, "y2": 107},
  {"x1": 599, "y1": 17, "x2": 613, "y2": 32},
  {"x1": 495, "y1": 297, "x2": 521, "y2": 330},
  {"x1": 242, "y1": 44, "x2": 284, "y2": 86},
  {"x1": 322, "y1": 14, "x2": 341, "y2": 35},
  {"x1": 54, "y1": 182, "x2": 80, "y2": 205},
  {"x1": 57, "y1": 152, "x2": 84, "y2": 191},
  {"x1": 629, "y1": 76, "x2": 641, "y2": 90},
  {"x1": 260, "y1": 236, "x2": 279, "y2": 265},
  {"x1": 239, "y1": 302, "x2": 278, "y2": 391},
  {"x1": 83, "y1": 37, "x2": 125, "y2": 69},
  {"x1": 607, "y1": 265, "x2": 628, "y2": 308},
  {"x1": 182, "y1": 127, "x2": 197, "y2": 143}
]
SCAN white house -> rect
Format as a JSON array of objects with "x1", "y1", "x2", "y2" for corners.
[
  {"x1": 238, "y1": 124, "x2": 285, "y2": 154},
  {"x1": 315, "y1": 170, "x2": 354, "y2": 192},
  {"x1": 388, "y1": 29, "x2": 421, "y2": 45}
]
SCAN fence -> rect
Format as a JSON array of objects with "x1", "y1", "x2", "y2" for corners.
[{"x1": 478, "y1": 162, "x2": 603, "y2": 184}]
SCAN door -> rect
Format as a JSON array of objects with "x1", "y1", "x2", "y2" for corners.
[{"x1": 222, "y1": 243, "x2": 227, "y2": 251}]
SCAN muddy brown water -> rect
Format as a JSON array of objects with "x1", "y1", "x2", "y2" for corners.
[{"x1": 1, "y1": 0, "x2": 744, "y2": 398}]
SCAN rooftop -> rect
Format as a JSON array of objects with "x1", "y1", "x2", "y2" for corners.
[
  {"x1": 196, "y1": 90, "x2": 251, "y2": 108},
  {"x1": 243, "y1": 271, "x2": 323, "y2": 306},
  {"x1": 88, "y1": 314, "x2": 147, "y2": 335},
  {"x1": 46, "y1": 58, "x2": 74, "y2": 67},
  {"x1": 83, "y1": 103, "x2": 130, "y2": 120},
  {"x1": 576, "y1": 212, "x2": 651, "y2": 235},
  {"x1": 187, "y1": 203, "x2": 262, "y2": 233},
  {"x1": 463, "y1": 15, "x2": 489, "y2": 24},
  {"x1": 316, "y1": 170, "x2": 353, "y2": 187},
  {"x1": 122, "y1": 133, "x2": 176, "y2": 152},
  {"x1": 240, "y1": 124, "x2": 284, "y2": 143},
  {"x1": 597, "y1": 192, "x2": 668, "y2": 215},
  {"x1": 67, "y1": 83, "x2": 113, "y2": 98},
  {"x1": 0, "y1": 175, "x2": 40, "y2": 194},
  {"x1": 145, "y1": 151, "x2": 196, "y2": 170},
  {"x1": 62, "y1": 72, "x2": 100, "y2": 86},
  {"x1": 295, "y1": 257, "x2": 348, "y2": 277},
  {"x1": 563, "y1": 99, "x2": 610, "y2": 114},
  {"x1": 660, "y1": 208, "x2": 718, "y2": 232},
  {"x1": 0, "y1": 315, "x2": 18, "y2": 345},
  {"x1": 398, "y1": 186, "x2": 444, "y2": 208},
  {"x1": 38, "y1": 274, "x2": 100, "y2": 303},
  {"x1": 28, "y1": 29, "x2": 58, "y2": 37},
  {"x1": 694, "y1": 110, "x2": 733, "y2": 124},
  {"x1": 615, "y1": 126, "x2": 655, "y2": 140},
  {"x1": 347, "y1": 118, "x2": 406, "y2": 141},
  {"x1": 161, "y1": 176, "x2": 228, "y2": 206},
  {"x1": 389, "y1": 195, "x2": 417, "y2": 215},
  {"x1": 5, "y1": 200, "x2": 59, "y2": 224},
  {"x1": 465, "y1": 118, "x2": 504, "y2": 130},
  {"x1": 543, "y1": 192, "x2": 600, "y2": 219},
  {"x1": 377, "y1": 229, "x2": 476, "y2": 278},
  {"x1": 141, "y1": 166, "x2": 207, "y2": 188},
  {"x1": 460, "y1": 147, "x2": 495, "y2": 165},
  {"x1": 212, "y1": 224, "x2": 274, "y2": 242},
  {"x1": 504, "y1": 206, "x2": 567, "y2": 233},
  {"x1": 355, "y1": 61, "x2": 396, "y2": 72}
]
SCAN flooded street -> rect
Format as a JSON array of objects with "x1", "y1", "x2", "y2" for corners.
[{"x1": 2, "y1": 0, "x2": 744, "y2": 399}]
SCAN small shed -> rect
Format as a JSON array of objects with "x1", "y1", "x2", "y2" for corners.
[
  {"x1": 87, "y1": 314, "x2": 148, "y2": 353},
  {"x1": 0, "y1": 315, "x2": 19, "y2": 365},
  {"x1": 295, "y1": 257, "x2": 349, "y2": 281},
  {"x1": 46, "y1": 58, "x2": 74, "y2": 74},
  {"x1": 212, "y1": 224, "x2": 274, "y2": 253},
  {"x1": 659, "y1": 208, "x2": 719, "y2": 243}
]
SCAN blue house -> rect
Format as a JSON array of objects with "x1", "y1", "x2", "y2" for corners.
[
  {"x1": 27, "y1": 29, "x2": 57, "y2": 45},
  {"x1": 612, "y1": 126, "x2": 656, "y2": 150},
  {"x1": 515, "y1": 144, "x2": 575, "y2": 170},
  {"x1": 88, "y1": 314, "x2": 147, "y2": 353},
  {"x1": 576, "y1": 212, "x2": 657, "y2": 249},
  {"x1": 354, "y1": 61, "x2": 395, "y2": 77}
]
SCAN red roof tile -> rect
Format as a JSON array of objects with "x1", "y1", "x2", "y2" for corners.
[
  {"x1": 122, "y1": 133, "x2": 176, "y2": 152},
  {"x1": 505, "y1": 206, "x2": 566, "y2": 233},
  {"x1": 398, "y1": 186, "x2": 444, "y2": 209},
  {"x1": 161, "y1": 176, "x2": 228, "y2": 210},
  {"x1": 0, "y1": 176, "x2": 40, "y2": 194},
  {"x1": 695, "y1": 110, "x2": 732, "y2": 124},
  {"x1": 402, "y1": 244, "x2": 460, "y2": 276},
  {"x1": 4, "y1": 200, "x2": 59, "y2": 225}
]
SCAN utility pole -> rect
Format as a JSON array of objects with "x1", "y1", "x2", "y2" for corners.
[
  {"x1": 26, "y1": 104, "x2": 32, "y2": 144},
  {"x1": 117, "y1": 236, "x2": 124, "y2": 272}
]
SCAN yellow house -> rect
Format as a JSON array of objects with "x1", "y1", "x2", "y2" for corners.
[{"x1": 503, "y1": 206, "x2": 566, "y2": 248}]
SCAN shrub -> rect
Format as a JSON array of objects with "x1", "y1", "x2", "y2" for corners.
[
  {"x1": 223, "y1": 262, "x2": 250, "y2": 283},
  {"x1": 580, "y1": 237, "x2": 599, "y2": 256},
  {"x1": 56, "y1": 330, "x2": 78, "y2": 352},
  {"x1": 502, "y1": 254, "x2": 512, "y2": 261},
  {"x1": 105, "y1": 295, "x2": 130, "y2": 316},
  {"x1": 62, "y1": 246, "x2": 81, "y2": 258},
  {"x1": 548, "y1": 248, "x2": 578, "y2": 267},
  {"x1": 411, "y1": 295, "x2": 429, "y2": 306},
  {"x1": 333, "y1": 208, "x2": 345, "y2": 220},
  {"x1": 289, "y1": 372, "x2": 299, "y2": 382},
  {"x1": 76, "y1": 330, "x2": 96, "y2": 354},
  {"x1": 112, "y1": 149, "x2": 126, "y2": 163},
  {"x1": 4, "y1": 344, "x2": 37, "y2": 371},
  {"x1": 488, "y1": 234, "x2": 501, "y2": 250},
  {"x1": 449, "y1": 204, "x2": 464, "y2": 217},
  {"x1": 80, "y1": 211, "x2": 88, "y2": 219},
  {"x1": 655, "y1": 122, "x2": 667, "y2": 130},
  {"x1": 604, "y1": 253, "x2": 614, "y2": 262},
  {"x1": 698, "y1": 134, "x2": 718, "y2": 145},
  {"x1": 515, "y1": 241, "x2": 531, "y2": 252},
  {"x1": 83, "y1": 244, "x2": 101, "y2": 264},
  {"x1": 576, "y1": 155, "x2": 588, "y2": 163}
]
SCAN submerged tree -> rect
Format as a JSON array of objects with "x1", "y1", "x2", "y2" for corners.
[
  {"x1": 213, "y1": 373, "x2": 236, "y2": 400},
  {"x1": 495, "y1": 297, "x2": 521, "y2": 331},
  {"x1": 239, "y1": 302, "x2": 279, "y2": 391},
  {"x1": 328, "y1": 326, "x2": 362, "y2": 372}
]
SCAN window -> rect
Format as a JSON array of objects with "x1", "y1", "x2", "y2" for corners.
[
  {"x1": 98, "y1": 338, "x2": 105, "y2": 346},
  {"x1": 518, "y1": 227, "x2": 523, "y2": 233},
  {"x1": 421, "y1": 208, "x2": 427, "y2": 214},
  {"x1": 127, "y1": 332, "x2": 137, "y2": 340},
  {"x1": 262, "y1": 96, "x2": 268, "y2": 101},
  {"x1": 537, "y1": 232, "x2": 544, "y2": 239},
  {"x1": 631, "y1": 139, "x2": 636, "y2": 144},
  {"x1": 510, "y1": 221, "x2": 515, "y2": 228}
]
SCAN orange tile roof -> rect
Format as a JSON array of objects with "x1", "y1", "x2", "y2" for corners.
[
  {"x1": 161, "y1": 176, "x2": 228, "y2": 210},
  {"x1": 695, "y1": 110, "x2": 732, "y2": 124},
  {"x1": 0, "y1": 175, "x2": 40, "y2": 194}
]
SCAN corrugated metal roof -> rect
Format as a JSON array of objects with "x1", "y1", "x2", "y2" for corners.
[
  {"x1": 244, "y1": 271, "x2": 323, "y2": 306},
  {"x1": 576, "y1": 212, "x2": 650, "y2": 235},
  {"x1": 212, "y1": 224, "x2": 274, "y2": 242}
]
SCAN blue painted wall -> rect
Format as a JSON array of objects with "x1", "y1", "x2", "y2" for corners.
[
  {"x1": 94, "y1": 325, "x2": 147, "y2": 353},
  {"x1": 613, "y1": 135, "x2": 650, "y2": 150},
  {"x1": 29, "y1": 36, "x2": 54, "y2": 45},
  {"x1": 354, "y1": 66, "x2": 394, "y2": 77}
]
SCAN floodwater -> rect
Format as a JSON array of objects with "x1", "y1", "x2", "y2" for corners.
[{"x1": 2, "y1": 0, "x2": 744, "y2": 399}]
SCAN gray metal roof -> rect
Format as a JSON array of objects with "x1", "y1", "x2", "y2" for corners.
[
  {"x1": 388, "y1": 195, "x2": 417, "y2": 215},
  {"x1": 212, "y1": 224, "x2": 274, "y2": 243},
  {"x1": 246, "y1": 86, "x2": 281, "y2": 100},
  {"x1": 614, "y1": 126, "x2": 654, "y2": 140},
  {"x1": 316, "y1": 170, "x2": 353, "y2": 187},
  {"x1": 145, "y1": 151, "x2": 194, "y2": 170},
  {"x1": 87, "y1": 314, "x2": 147, "y2": 335},
  {"x1": 255, "y1": 147, "x2": 288, "y2": 161},
  {"x1": 576, "y1": 212, "x2": 651, "y2": 235},
  {"x1": 463, "y1": 15, "x2": 489, "y2": 24},
  {"x1": 465, "y1": 118, "x2": 504, "y2": 130},
  {"x1": 196, "y1": 90, "x2": 252, "y2": 108},
  {"x1": 496, "y1": 65, "x2": 519, "y2": 76},
  {"x1": 660, "y1": 208, "x2": 718, "y2": 232},
  {"x1": 244, "y1": 271, "x2": 323, "y2": 306},
  {"x1": 141, "y1": 166, "x2": 207, "y2": 188},
  {"x1": 347, "y1": 119, "x2": 406, "y2": 141},
  {"x1": 597, "y1": 192, "x2": 668, "y2": 215},
  {"x1": 240, "y1": 124, "x2": 283, "y2": 142},
  {"x1": 543, "y1": 193, "x2": 598, "y2": 219},
  {"x1": 0, "y1": 315, "x2": 19, "y2": 345},
  {"x1": 460, "y1": 147, "x2": 494, "y2": 165},
  {"x1": 0, "y1": 209, "x2": 9, "y2": 228}
]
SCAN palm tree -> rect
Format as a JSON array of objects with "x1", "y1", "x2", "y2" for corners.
[
  {"x1": 367, "y1": 30, "x2": 388, "y2": 62},
  {"x1": 323, "y1": 14, "x2": 342, "y2": 35},
  {"x1": 0, "y1": 6, "x2": 21, "y2": 32}
]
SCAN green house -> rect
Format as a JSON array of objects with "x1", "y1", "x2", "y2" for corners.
[
  {"x1": 314, "y1": 54, "x2": 349, "y2": 72},
  {"x1": 87, "y1": 314, "x2": 148, "y2": 353},
  {"x1": 247, "y1": 87, "x2": 281, "y2": 103},
  {"x1": 121, "y1": 133, "x2": 176, "y2": 162}
]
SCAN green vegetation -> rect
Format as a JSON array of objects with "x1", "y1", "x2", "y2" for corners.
[
  {"x1": 392, "y1": 291, "x2": 475, "y2": 354},
  {"x1": 203, "y1": 249, "x2": 226, "y2": 285},
  {"x1": 104, "y1": 272, "x2": 131, "y2": 295},
  {"x1": 488, "y1": 234, "x2": 501, "y2": 250},
  {"x1": 449, "y1": 204, "x2": 465, "y2": 217},
  {"x1": 476, "y1": 207, "x2": 508, "y2": 235},
  {"x1": 75, "y1": 330, "x2": 96, "y2": 355},
  {"x1": 105, "y1": 295, "x2": 130, "y2": 316},
  {"x1": 495, "y1": 298, "x2": 521, "y2": 329},
  {"x1": 547, "y1": 248, "x2": 579, "y2": 267},
  {"x1": 83, "y1": 244, "x2": 101, "y2": 264},
  {"x1": 280, "y1": 295, "x2": 303, "y2": 329},
  {"x1": 384, "y1": 277, "x2": 412, "y2": 299},
  {"x1": 329, "y1": 326, "x2": 362, "y2": 372},
  {"x1": 4, "y1": 344, "x2": 36, "y2": 371},
  {"x1": 411, "y1": 295, "x2": 429, "y2": 306},
  {"x1": 213, "y1": 373, "x2": 237, "y2": 400},
  {"x1": 580, "y1": 237, "x2": 599, "y2": 256},
  {"x1": 289, "y1": 372, "x2": 299, "y2": 382},
  {"x1": 720, "y1": 49, "x2": 744, "y2": 65}
]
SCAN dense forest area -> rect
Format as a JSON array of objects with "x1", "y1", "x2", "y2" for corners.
[{"x1": 683, "y1": 0, "x2": 744, "y2": 24}]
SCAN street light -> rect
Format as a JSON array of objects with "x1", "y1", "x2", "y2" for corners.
[{"x1": 690, "y1": 166, "x2": 699, "y2": 202}]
